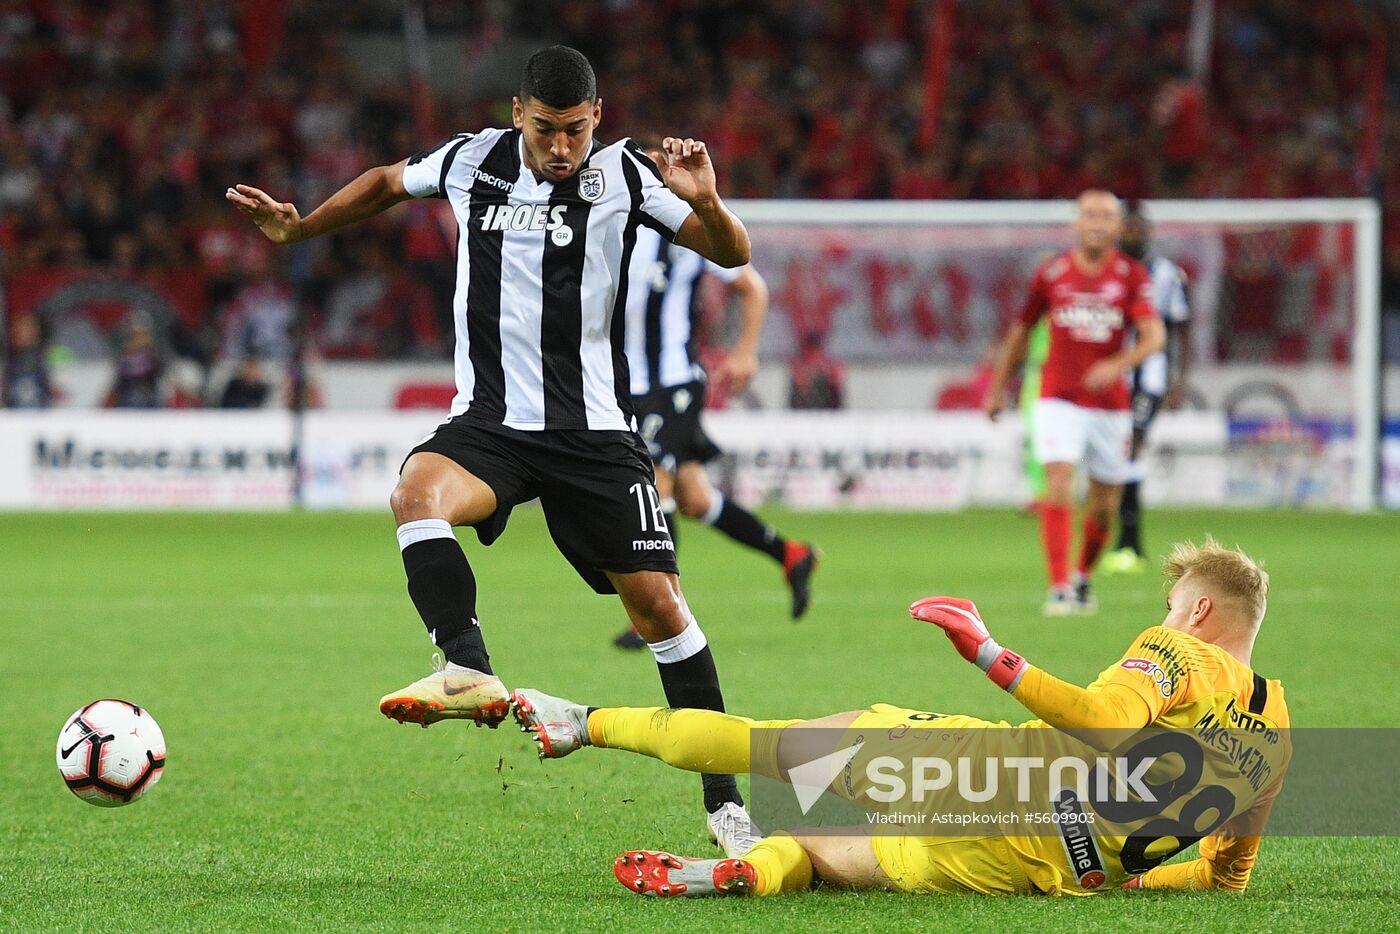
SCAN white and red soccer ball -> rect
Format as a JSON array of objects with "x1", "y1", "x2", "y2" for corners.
[{"x1": 56, "y1": 699, "x2": 166, "y2": 807}]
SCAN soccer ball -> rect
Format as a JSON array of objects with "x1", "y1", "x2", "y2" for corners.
[{"x1": 56, "y1": 699, "x2": 166, "y2": 807}]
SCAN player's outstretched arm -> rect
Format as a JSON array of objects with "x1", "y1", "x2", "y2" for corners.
[
  {"x1": 663, "y1": 137, "x2": 751, "y2": 268},
  {"x1": 908, "y1": 597, "x2": 1152, "y2": 732},
  {"x1": 226, "y1": 159, "x2": 412, "y2": 244}
]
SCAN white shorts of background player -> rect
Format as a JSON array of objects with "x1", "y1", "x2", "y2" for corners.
[{"x1": 1032, "y1": 397, "x2": 1133, "y2": 485}]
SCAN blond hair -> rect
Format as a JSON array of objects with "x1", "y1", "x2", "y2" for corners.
[{"x1": 1164, "y1": 537, "x2": 1270, "y2": 623}]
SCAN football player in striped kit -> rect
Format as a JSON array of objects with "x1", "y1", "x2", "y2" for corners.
[
  {"x1": 609, "y1": 142, "x2": 818, "y2": 650},
  {"x1": 1103, "y1": 200, "x2": 1192, "y2": 574},
  {"x1": 227, "y1": 46, "x2": 761, "y2": 855}
]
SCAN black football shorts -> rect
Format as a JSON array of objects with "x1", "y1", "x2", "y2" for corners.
[
  {"x1": 405, "y1": 417, "x2": 677, "y2": 593},
  {"x1": 633, "y1": 379, "x2": 722, "y2": 473}
]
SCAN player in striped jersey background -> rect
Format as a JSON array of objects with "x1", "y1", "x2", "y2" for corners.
[
  {"x1": 1103, "y1": 200, "x2": 1193, "y2": 574},
  {"x1": 610, "y1": 142, "x2": 819, "y2": 650}
]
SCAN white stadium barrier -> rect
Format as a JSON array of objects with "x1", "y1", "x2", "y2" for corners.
[{"x1": 0, "y1": 409, "x2": 1235, "y2": 511}]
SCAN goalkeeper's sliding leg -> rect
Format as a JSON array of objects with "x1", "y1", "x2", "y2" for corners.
[{"x1": 510, "y1": 688, "x2": 893, "y2": 896}]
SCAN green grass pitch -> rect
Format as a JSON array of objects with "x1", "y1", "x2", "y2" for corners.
[{"x1": 2, "y1": 508, "x2": 1397, "y2": 932}]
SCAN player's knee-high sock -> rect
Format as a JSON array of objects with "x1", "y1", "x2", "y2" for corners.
[
  {"x1": 701, "y1": 494, "x2": 786, "y2": 563},
  {"x1": 1117, "y1": 479, "x2": 1142, "y2": 554},
  {"x1": 587, "y1": 706, "x2": 802, "y2": 776},
  {"x1": 397, "y1": 519, "x2": 491, "y2": 673},
  {"x1": 744, "y1": 835, "x2": 815, "y2": 895},
  {"x1": 1040, "y1": 504, "x2": 1072, "y2": 588},
  {"x1": 646, "y1": 622, "x2": 746, "y2": 812},
  {"x1": 1078, "y1": 514, "x2": 1110, "y2": 576}
]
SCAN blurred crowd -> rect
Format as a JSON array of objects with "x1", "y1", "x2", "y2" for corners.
[
  {"x1": 588, "y1": 0, "x2": 1386, "y2": 201},
  {"x1": 1, "y1": 0, "x2": 1398, "y2": 408}
]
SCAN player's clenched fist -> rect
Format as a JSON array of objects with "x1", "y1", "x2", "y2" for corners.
[{"x1": 909, "y1": 596, "x2": 1029, "y2": 691}]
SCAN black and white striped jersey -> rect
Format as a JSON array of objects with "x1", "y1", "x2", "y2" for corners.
[
  {"x1": 402, "y1": 129, "x2": 694, "y2": 430},
  {"x1": 1134, "y1": 255, "x2": 1190, "y2": 396},
  {"x1": 623, "y1": 225, "x2": 742, "y2": 395}
]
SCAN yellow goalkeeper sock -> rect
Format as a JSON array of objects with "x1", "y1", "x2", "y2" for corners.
[
  {"x1": 743, "y1": 835, "x2": 814, "y2": 896},
  {"x1": 586, "y1": 707, "x2": 801, "y2": 777}
]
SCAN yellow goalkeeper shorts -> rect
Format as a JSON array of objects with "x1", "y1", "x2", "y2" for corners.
[
  {"x1": 872, "y1": 833, "x2": 1031, "y2": 895},
  {"x1": 845, "y1": 705, "x2": 1033, "y2": 895}
]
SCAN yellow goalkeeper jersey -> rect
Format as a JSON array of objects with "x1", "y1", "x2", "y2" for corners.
[{"x1": 1004, "y1": 625, "x2": 1291, "y2": 895}]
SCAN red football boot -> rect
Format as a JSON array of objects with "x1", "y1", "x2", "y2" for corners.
[
  {"x1": 782, "y1": 542, "x2": 819, "y2": 620},
  {"x1": 613, "y1": 850, "x2": 757, "y2": 898}
]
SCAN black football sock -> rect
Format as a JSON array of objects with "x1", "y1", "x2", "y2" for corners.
[
  {"x1": 397, "y1": 519, "x2": 492, "y2": 673},
  {"x1": 704, "y1": 494, "x2": 786, "y2": 564},
  {"x1": 649, "y1": 621, "x2": 743, "y2": 813},
  {"x1": 1117, "y1": 480, "x2": 1143, "y2": 556}
]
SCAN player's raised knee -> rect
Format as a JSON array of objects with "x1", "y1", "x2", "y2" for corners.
[
  {"x1": 674, "y1": 485, "x2": 711, "y2": 520},
  {"x1": 389, "y1": 479, "x2": 445, "y2": 523}
]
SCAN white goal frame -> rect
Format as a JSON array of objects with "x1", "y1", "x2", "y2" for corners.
[{"x1": 729, "y1": 198, "x2": 1383, "y2": 512}]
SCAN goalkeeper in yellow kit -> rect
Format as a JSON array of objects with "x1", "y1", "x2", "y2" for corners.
[{"x1": 511, "y1": 538, "x2": 1289, "y2": 897}]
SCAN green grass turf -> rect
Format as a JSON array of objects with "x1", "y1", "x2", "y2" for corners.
[{"x1": 1, "y1": 508, "x2": 1397, "y2": 932}]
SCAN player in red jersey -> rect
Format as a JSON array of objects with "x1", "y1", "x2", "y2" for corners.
[{"x1": 985, "y1": 191, "x2": 1165, "y2": 616}]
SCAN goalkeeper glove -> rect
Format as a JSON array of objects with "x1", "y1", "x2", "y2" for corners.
[{"x1": 908, "y1": 596, "x2": 1028, "y2": 691}]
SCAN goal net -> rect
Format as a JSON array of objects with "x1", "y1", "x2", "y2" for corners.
[{"x1": 719, "y1": 199, "x2": 1382, "y2": 511}]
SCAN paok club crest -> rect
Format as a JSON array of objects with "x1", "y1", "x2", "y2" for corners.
[{"x1": 578, "y1": 168, "x2": 605, "y2": 202}]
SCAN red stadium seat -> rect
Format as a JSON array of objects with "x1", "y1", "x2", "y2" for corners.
[
  {"x1": 393, "y1": 382, "x2": 457, "y2": 410},
  {"x1": 934, "y1": 384, "x2": 982, "y2": 410}
]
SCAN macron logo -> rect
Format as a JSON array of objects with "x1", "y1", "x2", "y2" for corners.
[
  {"x1": 473, "y1": 168, "x2": 514, "y2": 192},
  {"x1": 632, "y1": 539, "x2": 675, "y2": 552},
  {"x1": 787, "y1": 740, "x2": 865, "y2": 815}
]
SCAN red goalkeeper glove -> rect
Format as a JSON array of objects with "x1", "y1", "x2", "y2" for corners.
[{"x1": 908, "y1": 596, "x2": 1028, "y2": 691}]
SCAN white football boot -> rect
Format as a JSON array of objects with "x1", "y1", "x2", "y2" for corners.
[
  {"x1": 510, "y1": 688, "x2": 591, "y2": 759},
  {"x1": 1042, "y1": 586, "x2": 1076, "y2": 617},
  {"x1": 706, "y1": 801, "x2": 764, "y2": 858},
  {"x1": 378, "y1": 654, "x2": 510, "y2": 728}
]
